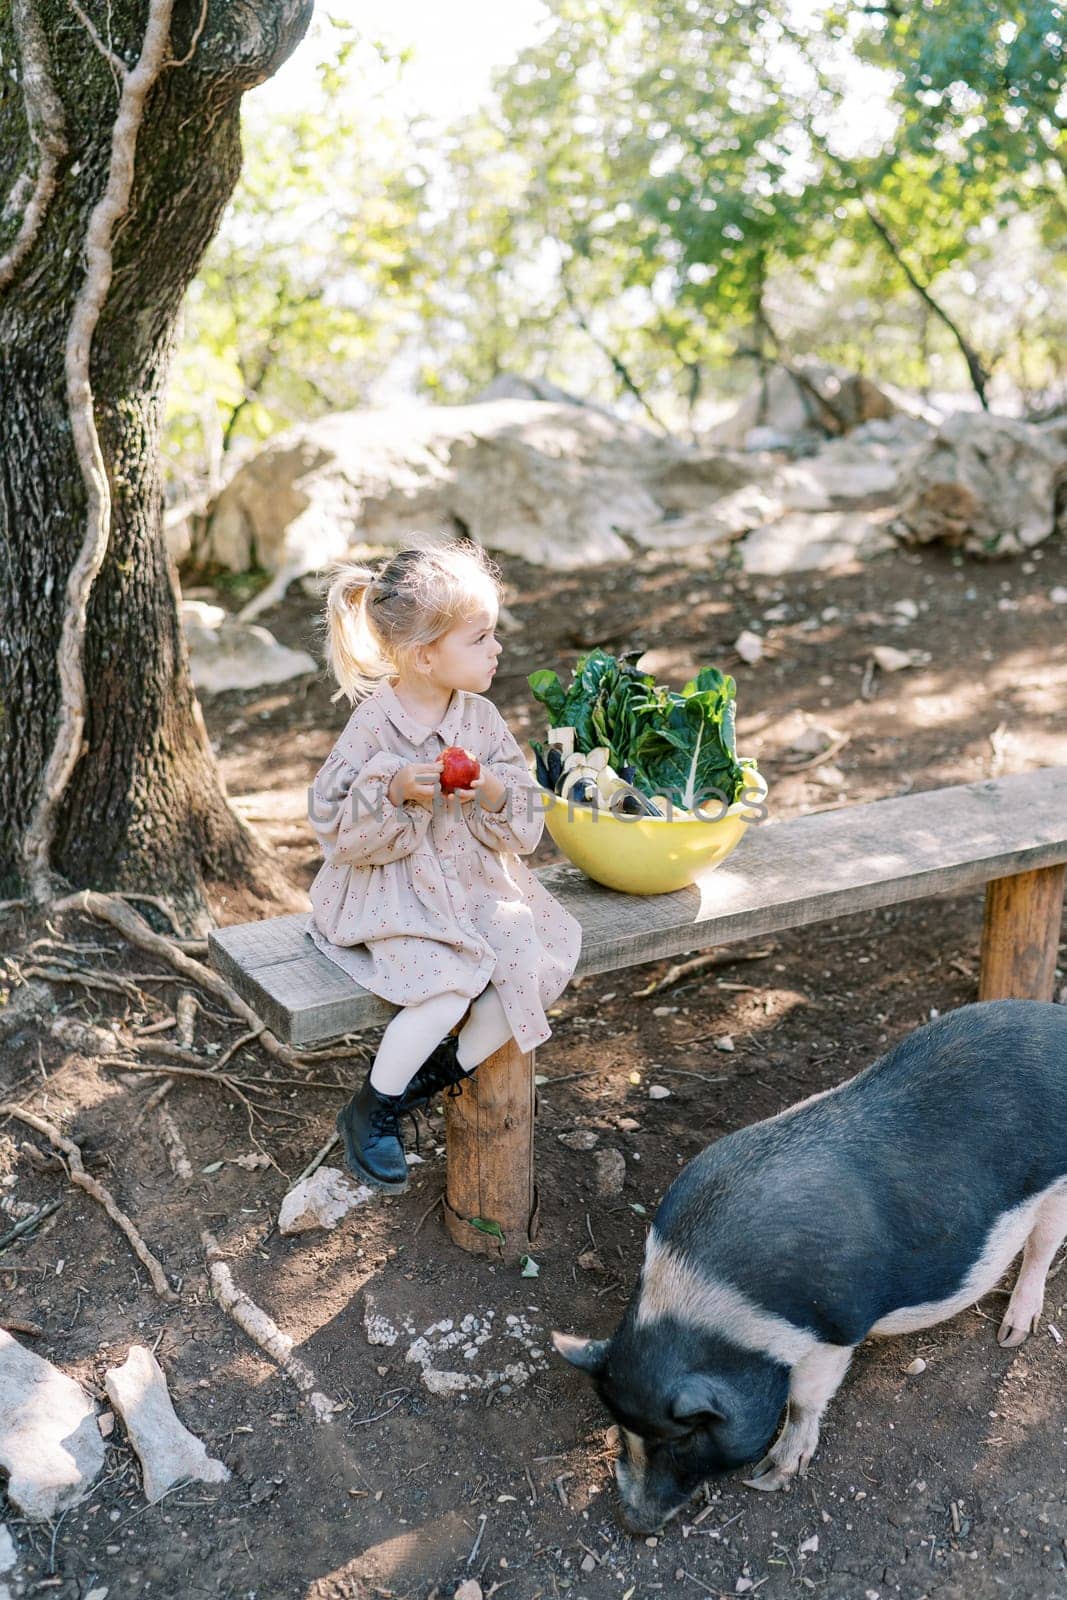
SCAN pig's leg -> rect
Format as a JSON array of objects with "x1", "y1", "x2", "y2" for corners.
[
  {"x1": 744, "y1": 1344, "x2": 853, "y2": 1492},
  {"x1": 998, "y1": 1188, "x2": 1067, "y2": 1349}
]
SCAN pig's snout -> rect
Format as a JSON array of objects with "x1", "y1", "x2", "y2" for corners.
[{"x1": 612, "y1": 1430, "x2": 692, "y2": 1536}]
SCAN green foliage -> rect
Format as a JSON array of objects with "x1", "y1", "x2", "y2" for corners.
[{"x1": 169, "y1": 0, "x2": 1066, "y2": 480}]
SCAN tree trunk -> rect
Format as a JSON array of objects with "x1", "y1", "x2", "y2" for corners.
[{"x1": 0, "y1": 0, "x2": 314, "y2": 932}]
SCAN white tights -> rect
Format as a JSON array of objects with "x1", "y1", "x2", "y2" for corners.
[{"x1": 368, "y1": 984, "x2": 516, "y2": 1096}]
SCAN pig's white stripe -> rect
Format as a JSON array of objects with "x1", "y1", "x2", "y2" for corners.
[
  {"x1": 869, "y1": 1177, "x2": 1067, "y2": 1337},
  {"x1": 636, "y1": 1231, "x2": 818, "y2": 1367}
]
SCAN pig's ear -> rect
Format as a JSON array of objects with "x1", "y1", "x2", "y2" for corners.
[
  {"x1": 551, "y1": 1331, "x2": 609, "y2": 1375},
  {"x1": 670, "y1": 1375, "x2": 728, "y2": 1424}
]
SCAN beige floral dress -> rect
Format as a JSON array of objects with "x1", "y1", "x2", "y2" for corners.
[{"x1": 305, "y1": 678, "x2": 582, "y2": 1052}]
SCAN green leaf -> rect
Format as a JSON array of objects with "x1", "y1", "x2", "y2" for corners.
[{"x1": 470, "y1": 1217, "x2": 505, "y2": 1240}]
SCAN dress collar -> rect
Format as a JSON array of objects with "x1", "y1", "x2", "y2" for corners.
[{"x1": 377, "y1": 678, "x2": 466, "y2": 745}]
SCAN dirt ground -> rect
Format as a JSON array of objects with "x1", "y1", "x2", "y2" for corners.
[{"x1": 2, "y1": 532, "x2": 1066, "y2": 1600}]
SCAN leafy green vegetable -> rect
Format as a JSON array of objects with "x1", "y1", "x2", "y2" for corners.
[{"x1": 529, "y1": 651, "x2": 748, "y2": 811}]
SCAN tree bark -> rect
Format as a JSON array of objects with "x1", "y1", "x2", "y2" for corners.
[{"x1": 0, "y1": 0, "x2": 314, "y2": 932}]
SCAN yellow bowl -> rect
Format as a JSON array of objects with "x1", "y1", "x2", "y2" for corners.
[{"x1": 536, "y1": 770, "x2": 768, "y2": 895}]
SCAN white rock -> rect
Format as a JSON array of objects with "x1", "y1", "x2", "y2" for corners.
[
  {"x1": 453, "y1": 1580, "x2": 484, "y2": 1600},
  {"x1": 0, "y1": 1526, "x2": 16, "y2": 1574},
  {"x1": 734, "y1": 629, "x2": 765, "y2": 665},
  {"x1": 104, "y1": 1346, "x2": 230, "y2": 1504},
  {"x1": 739, "y1": 510, "x2": 896, "y2": 576},
  {"x1": 648, "y1": 1084, "x2": 671, "y2": 1100},
  {"x1": 557, "y1": 1129, "x2": 599, "y2": 1151},
  {"x1": 905, "y1": 1357, "x2": 927, "y2": 1376},
  {"x1": 1050, "y1": 586, "x2": 1067, "y2": 604},
  {"x1": 705, "y1": 362, "x2": 899, "y2": 450},
  {"x1": 894, "y1": 412, "x2": 1065, "y2": 555},
  {"x1": 0, "y1": 1330, "x2": 106, "y2": 1520},
  {"x1": 49, "y1": 1015, "x2": 121, "y2": 1057},
  {"x1": 594, "y1": 1147, "x2": 626, "y2": 1198},
  {"x1": 363, "y1": 1296, "x2": 400, "y2": 1347},
  {"x1": 787, "y1": 724, "x2": 843, "y2": 759},
  {"x1": 278, "y1": 1167, "x2": 375, "y2": 1234},
  {"x1": 812, "y1": 764, "x2": 846, "y2": 788},
  {"x1": 714, "y1": 1035, "x2": 736, "y2": 1053},
  {"x1": 872, "y1": 645, "x2": 928, "y2": 673},
  {"x1": 799, "y1": 1533, "x2": 819, "y2": 1555},
  {"x1": 892, "y1": 598, "x2": 919, "y2": 622},
  {"x1": 186, "y1": 401, "x2": 683, "y2": 599},
  {"x1": 182, "y1": 605, "x2": 316, "y2": 695},
  {"x1": 98, "y1": 1411, "x2": 115, "y2": 1438}
]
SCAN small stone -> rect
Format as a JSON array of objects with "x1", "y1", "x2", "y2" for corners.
[
  {"x1": 872, "y1": 645, "x2": 928, "y2": 673},
  {"x1": 104, "y1": 1346, "x2": 229, "y2": 1504},
  {"x1": 580, "y1": 1554, "x2": 597, "y2": 1573},
  {"x1": 454, "y1": 1581, "x2": 483, "y2": 1600},
  {"x1": 232, "y1": 1152, "x2": 270, "y2": 1171},
  {"x1": 1050, "y1": 586, "x2": 1067, "y2": 604},
  {"x1": 49, "y1": 1015, "x2": 121, "y2": 1057},
  {"x1": 278, "y1": 1167, "x2": 374, "y2": 1234},
  {"x1": 558, "y1": 1129, "x2": 599, "y2": 1151},
  {"x1": 799, "y1": 1533, "x2": 819, "y2": 1554},
  {"x1": 577, "y1": 1249, "x2": 606, "y2": 1274},
  {"x1": 648, "y1": 1085, "x2": 671, "y2": 1100},
  {"x1": 734, "y1": 629, "x2": 764, "y2": 665},
  {"x1": 714, "y1": 1035, "x2": 735, "y2": 1053},
  {"x1": 645, "y1": 1535, "x2": 658, "y2": 1548},
  {"x1": 892, "y1": 598, "x2": 919, "y2": 622},
  {"x1": 97, "y1": 1411, "x2": 115, "y2": 1438},
  {"x1": 84, "y1": 1588, "x2": 109, "y2": 1600},
  {"x1": 363, "y1": 1297, "x2": 399, "y2": 1348},
  {"x1": 905, "y1": 1357, "x2": 927, "y2": 1376},
  {"x1": 594, "y1": 1148, "x2": 626, "y2": 1198},
  {"x1": 616, "y1": 1117, "x2": 640, "y2": 1132}
]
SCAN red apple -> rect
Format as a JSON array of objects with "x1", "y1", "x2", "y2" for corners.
[{"x1": 440, "y1": 745, "x2": 481, "y2": 794}]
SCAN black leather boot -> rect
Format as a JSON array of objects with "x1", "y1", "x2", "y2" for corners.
[
  {"x1": 336, "y1": 1075, "x2": 409, "y2": 1192},
  {"x1": 396, "y1": 1033, "x2": 476, "y2": 1113}
]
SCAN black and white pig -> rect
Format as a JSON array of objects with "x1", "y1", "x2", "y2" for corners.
[{"x1": 553, "y1": 1000, "x2": 1067, "y2": 1533}]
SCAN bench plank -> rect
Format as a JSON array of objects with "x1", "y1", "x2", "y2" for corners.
[{"x1": 209, "y1": 767, "x2": 1067, "y2": 1046}]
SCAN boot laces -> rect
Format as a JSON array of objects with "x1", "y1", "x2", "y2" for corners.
[{"x1": 368, "y1": 1098, "x2": 401, "y2": 1137}]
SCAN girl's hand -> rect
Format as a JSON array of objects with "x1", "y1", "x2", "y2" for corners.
[
  {"x1": 387, "y1": 761, "x2": 442, "y2": 810},
  {"x1": 447, "y1": 770, "x2": 507, "y2": 812}
]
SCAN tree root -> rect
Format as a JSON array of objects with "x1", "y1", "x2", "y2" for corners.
[
  {"x1": 0, "y1": 1103, "x2": 176, "y2": 1302},
  {"x1": 156, "y1": 1106, "x2": 337, "y2": 1420},
  {"x1": 50, "y1": 889, "x2": 341, "y2": 1073}
]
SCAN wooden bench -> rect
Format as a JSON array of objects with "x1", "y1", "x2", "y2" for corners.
[{"x1": 210, "y1": 766, "x2": 1067, "y2": 1259}]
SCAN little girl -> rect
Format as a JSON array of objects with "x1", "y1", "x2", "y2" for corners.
[{"x1": 305, "y1": 538, "x2": 582, "y2": 1192}]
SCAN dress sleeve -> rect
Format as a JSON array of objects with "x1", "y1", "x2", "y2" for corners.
[
  {"x1": 463, "y1": 710, "x2": 545, "y2": 856},
  {"x1": 308, "y1": 747, "x2": 431, "y2": 868}
]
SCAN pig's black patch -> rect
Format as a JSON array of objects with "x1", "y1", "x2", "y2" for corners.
[{"x1": 654, "y1": 1000, "x2": 1067, "y2": 1345}]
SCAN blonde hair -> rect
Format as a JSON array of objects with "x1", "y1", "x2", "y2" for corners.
[{"x1": 318, "y1": 536, "x2": 504, "y2": 705}]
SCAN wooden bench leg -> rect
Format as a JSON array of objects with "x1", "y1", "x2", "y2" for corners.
[
  {"x1": 978, "y1": 866, "x2": 1066, "y2": 1001},
  {"x1": 443, "y1": 1037, "x2": 538, "y2": 1259}
]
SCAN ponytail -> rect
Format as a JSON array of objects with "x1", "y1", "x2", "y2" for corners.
[{"x1": 321, "y1": 562, "x2": 396, "y2": 705}]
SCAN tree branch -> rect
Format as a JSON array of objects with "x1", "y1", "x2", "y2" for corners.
[
  {"x1": 23, "y1": 0, "x2": 178, "y2": 899},
  {"x1": 0, "y1": 0, "x2": 68, "y2": 298},
  {"x1": 862, "y1": 198, "x2": 991, "y2": 409}
]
